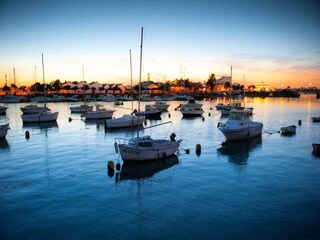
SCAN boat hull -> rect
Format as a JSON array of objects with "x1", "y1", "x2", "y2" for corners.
[
  {"x1": 118, "y1": 142, "x2": 179, "y2": 161},
  {"x1": 106, "y1": 115, "x2": 145, "y2": 129},
  {"x1": 219, "y1": 122, "x2": 263, "y2": 141},
  {"x1": 21, "y1": 111, "x2": 59, "y2": 123},
  {"x1": 84, "y1": 110, "x2": 115, "y2": 119},
  {"x1": 70, "y1": 105, "x2": 93, "y2": 113}
]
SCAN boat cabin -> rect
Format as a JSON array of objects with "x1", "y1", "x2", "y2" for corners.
[{"x1": 228, "y1": 109, "x2": 250, "y2": 121}]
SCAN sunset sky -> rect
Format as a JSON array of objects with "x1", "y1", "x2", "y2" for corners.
[{"x1": 0, "y1": 0, "x2": 319, "y2": 88}]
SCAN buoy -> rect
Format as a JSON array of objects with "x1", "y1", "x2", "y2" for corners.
[
  {"x1": 208, "y1": 112, "x2": 211, "y2": 117},
  {"x1": 114, "y1": 142, "x2": 119, "y2": 153},
  {"x1": 185, "y1": 149, "x2": 190, "y2": 154},
  {"x1": 168, "y1": 113, "x2": 171, "y2": 118},
  {"x1": 202, "y1": 117, "x2": 205, "y2": 121},
  {"x1": 196, "y1": 144, "x2": 201, "y2": 155},
  {"x1": 107, "y1": 161, "x2": 115, "y2": 171},
  {"x1": 25, "y1": 131, "x2": 30, "y2": 139},
  {"x1": 116, "y1": 162, "x2": 121, "y2": 171},
  {"x1": 298, "y1": 119, "x2": 302, "y2": 125},
  {"x1": 69, "y1": 117, "x2": 72, "y2": 122},
  {"x1": 210, "y1": 107, "x2": 213, "y2": 110}
]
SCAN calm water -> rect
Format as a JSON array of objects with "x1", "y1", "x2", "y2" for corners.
[{"x1": 1, "y1": 96, "x2": 320, "y2": 240}]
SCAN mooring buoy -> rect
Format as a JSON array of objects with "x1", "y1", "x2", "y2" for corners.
[
  {"x1": 298, "y1": 119, "x2": 302, "y2": 125},
  {"x1": 208, "y1": 112, "x2": 211, "y2": 117},
  {"x1": 107, "y1": 161, "x2": 115, "y2": 171},
  {"x1": 196, "y1": 144, "x2": 201, "y2": 155},
  {"x1": 168, "y1": 113, "x2": 171, "y2": 118},
  {"x1": 116, "y1": 162, "x2": 121, "y2": 171},
  {"x1": 25, "y1": 131, "x2": 30, "y2": 139},
  {"x1": 69, "y1": 117, "x2": 72, "y2": 122},
  {"x1": 202, "y1": 117, "x2": 205, "y2": 121},
  {"x1": 185, "y1": 149, "x2": 190, "y2": 154}
]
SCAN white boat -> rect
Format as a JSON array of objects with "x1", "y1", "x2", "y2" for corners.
[
  {"x1": 115, "y1": 28, "x2": 181, "y2": 162},
  {"x1": 153, "y1": 100, "x2": 170, "y2": 111},
  {"x1": 20, "y1": 104, "x2": 50, "y2": 114},
  {"x1": 21, "y1": 111, "x2": 59, "y2": 123},
  {"x1": 116, "y1": 134, "x2": 181, "y2": 161},
  {"x1": 70, "y1": 104, "x2": 93, "y2": 113},
  {"x1": 280, "y1": 125, "x2": 297, "y2": 135},
  {"x1": 21, "y1": 54, "x2": 59, "y2": 123},
  {"x1": 181, "y1": 107, "x2": 204, "y2": 117},
  {"x1": 70, "y1": 66, "x2": 93, "y2": 113},
  {"x1": 135, "y1": 105, "x2": 162, "y2": 119},
  {"x1": 97, "y1": 94, "x2": 116, "y2": 102},
  {"x1": 140, "y1": 94, "x2": 154, "y2": 101},
  {"x1": 218, "y1": 109, "x2": 263, "y2": 141},
  {"x1": 106, "y1": 114, "x2": 145, "y2": 129},
  {"x1": 215, "y1": 103, "x2": 225, "y2": 110},
  {"x1": 179, "y1": 98, "x2": 202, "y2": 110},
  {"x1": 83, "y1": 104, "x2": 115, "y2": 119},
  {"x1": 0, "y1": 124, "x2": 10, "y2": 138},
  {"x1": 0, "y1": 106, "x2": 7, "y2": 114},
  {"x1": 2, "y1": 94, "x2": 21, "y2": 103}
]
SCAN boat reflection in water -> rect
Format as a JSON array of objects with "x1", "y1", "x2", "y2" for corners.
[
  {"x1": 0, "y1": 139, "x2": 9, "y2": 149},
  {"x1": 84, "y1": 119, "x2": 106, "y2": 131},
  {"x1": 119, "y1": 155, "x2": 179, "y2": 181},
  {"x1": 23, "y1": 121, "x2": 59, "y2": 130},
  {"x1": 217, "y1": 136, "x2": 262, "y2": 166}
]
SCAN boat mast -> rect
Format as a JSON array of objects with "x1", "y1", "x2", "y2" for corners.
[
  {"x1": 229, "y1": 65, "x2": 232, "y2": 104},
  {"x1": 137, "y1": 27, "x2": 143, "y2": 138},
  {"x1": 82, "y1": 65, "x2": 86, "y2": 105},
  {"x1": 42, "y1": 53, "x2": 46, "y2": 107},
  {"x1": 34, "y1": 65, "x2": 37, "y2": 94},
  {"x1": 130, "y1": 49, "x2": 133, "y2": 112},
  {"x1": 5, "y1": 74, "x2": 8, "y2": 95}
]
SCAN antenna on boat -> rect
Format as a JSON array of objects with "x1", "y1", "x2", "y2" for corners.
[{"x1": 137, "y1": 27, "x2": 143, "y2": 138}]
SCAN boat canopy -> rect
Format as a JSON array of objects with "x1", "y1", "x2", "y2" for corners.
[{"x1": 228, "y1": 110, "x2": 250, "y2": 120}]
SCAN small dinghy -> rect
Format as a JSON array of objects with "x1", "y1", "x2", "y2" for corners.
[
  {"x1": 311, "y1": 117, "x2": 320, "y2": 122},
  {"x1": 280, "y1": 125, "x2": 297, "y2": 135}
]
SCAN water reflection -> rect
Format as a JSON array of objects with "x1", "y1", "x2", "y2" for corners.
[
  {"x1": 84, "y1": 119, "x2": 106, "y2": 131},
  {"x1": 119, "y1": 155, "x2": 179, "y2": 181},
  {"x1": 0, "y1": 139, "x2": 9, "y2": 149},
  {"x1": 23, "y1": 121, "x2": 59, "y2": 129},
  {"x1": 217, "y1": 136, "x2": 262, "y2": 166}
]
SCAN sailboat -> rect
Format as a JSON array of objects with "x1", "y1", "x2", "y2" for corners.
[
  {"x1": 21, "y1": 54, "x2": 59, "y2": 123},
  {"x1": 106, "y1": 49, "x2": 145, "y2": 129},
  {"x1": 2, "y1": 74, "x2": 21, "y2": 103},
  {"x1": 70, "y1": 66, "x2": 94, "y2": 113},
  {"x1": 114, "y1": 27, "x2": 181, "y2": 161}
]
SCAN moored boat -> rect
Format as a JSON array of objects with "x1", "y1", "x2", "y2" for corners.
[
  {"x1": 311, "y1": 117, "x2": 320, "y2": 122},
  {"x1": 106, "y1": 114, "x2": 145, "y2": 129},
  {"x1": 70, "y1": 104, "x2": 93, "y2": 113},
  {"x1": 218, "y1": 109, "x2": 263, "y2": 141},
  {"x1": 20, "y1": 104, "x2": 50, "y2": 114},
  {"x1": 83, "y1": 104, "x2": 115, "y2": 119},
  {"x1": 21, "y1": 111, "x2": 59, "y2": 123},
  {"x1": 312, "y1": 143, "x2": 320, "y2": 156},
  {"x1": 280, "y1": 125, "x2": 297, "y2": 135},
  {"x1": 180, "y1": 107, "x2": 204, "y2": 117}
]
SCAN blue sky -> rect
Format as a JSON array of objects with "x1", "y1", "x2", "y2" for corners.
[{"x1": 0, "y1": 0, "x2": 319, "y2": 87}]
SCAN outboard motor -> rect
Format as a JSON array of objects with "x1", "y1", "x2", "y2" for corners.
[{"x1": 170, "y1": 133, "x2": 176, "y2": 141}]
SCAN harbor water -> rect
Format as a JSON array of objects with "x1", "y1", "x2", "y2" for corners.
[{"x1": 1, "y1": 95, "x2": 320, "y2": 239}]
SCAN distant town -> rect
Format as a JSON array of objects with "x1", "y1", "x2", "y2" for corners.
[{"x1": 1, "y1": 73, "x2": 319, "y2": 99}]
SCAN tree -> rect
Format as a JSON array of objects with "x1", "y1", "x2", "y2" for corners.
[
  {"x1": 52, "y1": 79, "x2": 61, "y2": 91},
  {"x1": 71, "y1": 86, "x2": 78, "y2": 93},
  {"x1": 207, "y1": 73, "x2": 216, "y2": 91}
]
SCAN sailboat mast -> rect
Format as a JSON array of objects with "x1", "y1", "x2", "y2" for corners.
[
  {"x1": 130, "y1": 49, "x2": 133, "y2": 112},
  {"x1": 34, "y1": 65, "x2": 37, "y2": 94},
  {"x1": 82, "y1": 65, "x2": 86, "y2": 104},
  {"x1": 42, "y1": 53, "x2": 46, "y2": 107},
  {"x1": 137, "y1": 27, "x2": 143, "y2": 138},
  {"x1": 229, "y1": 65, "x2": 232, "y2": 103}
]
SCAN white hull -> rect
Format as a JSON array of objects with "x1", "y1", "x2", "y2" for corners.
[
  {"x1": 0, "y1": 124, "x2": 10, "y2": 138},
  {"x1": 84, "y1": 110, "x2": 115, "y2": 119},
  {"x1": 106, "y1": 115, "x2": 145, "y2": 129},
  {"x1": 181, "y1": 109, "x2": 204, "y2": 116},
  {"x1": 219, "y1": 122, "x2": 263, "y2": 141},
  {"x1": 21, "y1": 111, "x2": 59, "y2": 123},
  {"x1": 118, "y1": 141, "x2": 179, "y2": 161}
]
